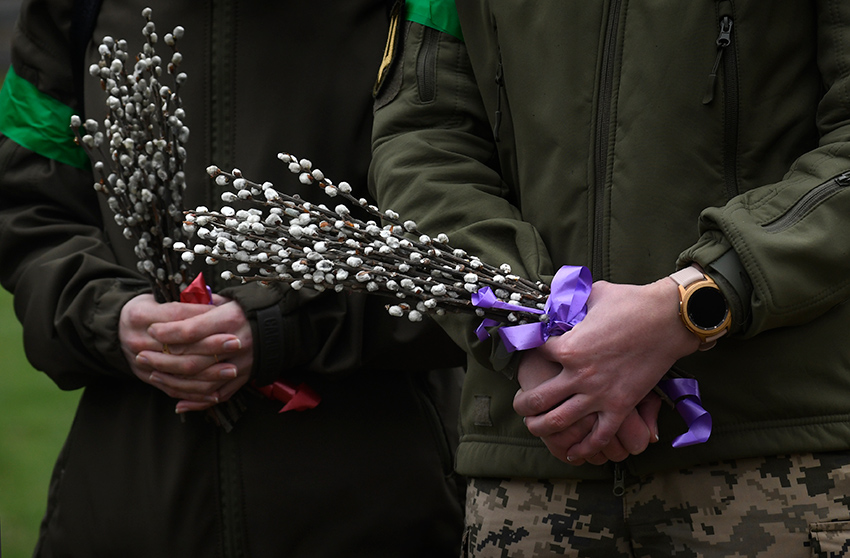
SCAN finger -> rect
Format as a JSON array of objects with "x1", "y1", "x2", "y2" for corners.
[
  {"x1": 584, "y1": 453, "x2": 611, "y2": 466},
  {"x1": 174, "y1": 375, "x2": 251, "y2": 415},
  {"x1": 614, "y1": 408, "x2": 653, "y2": 456},
  {"x1": 517, "y1": 348, "x2": 563, "y2": 391},
  {"x1": 637, "y1": 392, "x2": 663, "y2": 443},
  {"x1": 145, "y1": 334, "x2": 243, "y2": 359},
  {"x1": 126, "y1": 298, "x2": 215, "y2": 326},
  {"x1": 148, "y1": 301, "x2": 244, "y2": 345},
  {"x1": 175, "y1": 399, "x2": 215, "y2": 414},
  {"x1": 148, "y1": 371, "x2": 225, "y2": 402},
  {"x1": 599, "y1": 436, "x2": 630, "y2": 463},
  {"x1": 137, "y1": 351, "x2": 239, "y2": 381},
  {"x1": 216, "y1": 375, "x2": 251, "y2": 403},
  {"x1": 521, "y1": 395, "x2": 592, "y2": 438},
  {"x1": 536, "y1": 413, "x2": 596, "y2": 464},
  {"x1": 563, "y1": 410, "x2": 627, "y2": 460},
  {"x1": 513, "y1": 371, "x2": 576, "y2": 419}
]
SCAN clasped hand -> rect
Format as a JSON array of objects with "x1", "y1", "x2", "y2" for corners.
[
  {"x1": 513, "y1": 278, "x2": 701, "y2": 465},
  {"x1": 119, "y1": 293, "x2": 254, "y2": 413}
]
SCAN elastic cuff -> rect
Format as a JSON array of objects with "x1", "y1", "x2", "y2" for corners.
[
  {"x1": 252, "y1": 304, "x2": 287, "y2": 386},
  {"x1": 705, "y1": 249, "x2": 753, "y2": 334}
]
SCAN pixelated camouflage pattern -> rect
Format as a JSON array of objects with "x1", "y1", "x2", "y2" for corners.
[
  {"x1": 463, "y1": 453, "x2": 850, "y2": 557},
  {"x1": 463, "y1": 475, "x2": 631, "y2": 557}
]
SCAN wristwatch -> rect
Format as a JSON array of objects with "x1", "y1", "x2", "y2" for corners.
[{"x1": 670, "y1": 266, "x2": 731, "y2": 350}]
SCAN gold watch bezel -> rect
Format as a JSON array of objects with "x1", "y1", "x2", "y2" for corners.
[{"x1": 677, "y1": 277, "x2": 731, "y2": 344}]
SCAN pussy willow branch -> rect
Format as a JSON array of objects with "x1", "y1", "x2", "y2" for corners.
[
  {"x1": 178, "y1": 154, "x2": 550, "y2": 325},
  {"x1": 71, "y1": 7, "x2": 190, "y2": 302}
]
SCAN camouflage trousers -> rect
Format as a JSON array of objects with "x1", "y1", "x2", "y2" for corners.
[{"x1": 462, "y1": 453, "x2": 850, "y2": 557}]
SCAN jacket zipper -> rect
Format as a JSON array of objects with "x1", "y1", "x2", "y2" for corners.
[
  {"x1": 417, "y1": 26, "x2": 440, "y2": 103},
  {"x1": 210, "y1": 2, "x2": 247, "y2": 555},
  {"x1": 764, "y1": 171, "x2": 850, "y2": 233},
  {"x1": 703, "y1": 3, "x2": 740, "y2": 200},
  {"x1": 702, "y1": 16, "x2": 732, "y2": 105},
  {"x1": 594, "y1": 4, "x2": 629, "y2": 497},
  {"x1": 592, "y1": 0, "x2": 623, "y2": 279},
  {"x1": 493, "y1": 55, "x2": 504, "y2": 142},
  {"x1": 613, "y1": 463, "x2": 626, "y2": 496},
  {"x1": 210, "y1": 0, "x2": 237, "y2": 187}
]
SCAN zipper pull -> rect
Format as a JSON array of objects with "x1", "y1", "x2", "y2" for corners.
[
  {"x1": 493, "y1": 58, "x2": 504, "y2": 142},
  {"x1": 703, "y1": 16, "x2": 733, "y2": 105},
  {"x1": 613, "y1": 464, "x2": 625, "y2": 497}
]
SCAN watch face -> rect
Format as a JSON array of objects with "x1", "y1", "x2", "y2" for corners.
[{"x1": 687, "y1": 286, "x2": 729, "y2": 330}]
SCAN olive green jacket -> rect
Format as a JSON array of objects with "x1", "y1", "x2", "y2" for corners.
[{"x1": 371, "y1": 0, "x2": 850, "y2": 479}]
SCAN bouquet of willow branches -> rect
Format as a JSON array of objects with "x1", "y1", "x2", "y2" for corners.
[
  {"x1": 71, "y1": 7, "x2": 191, "y2": 302},
  {"x1": 177, "y1": 154, "x2": 551, "y2": 328}
]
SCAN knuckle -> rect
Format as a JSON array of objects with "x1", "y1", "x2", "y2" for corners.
[
  {"x1": 545, "y1": 410, "x2": 569, "y2": 432},
  {"x1": 176, "y1": 359, "x2": 202, "y2": 375},
  {"x1": 123, "y1": 304, "x2": 147, "y2": 325},
  {"x1": 627, "y1": 437, "x2": 649, "y2": 455},
  {"x1": 127, "y1": 340, "x2": 148, "y2": 354},
  {"x1": 525, "y1": 390, "x2": 548, "y2": 414},
  {"x1": 607, "y1": 449, "x2": 628, "y2": 462}
]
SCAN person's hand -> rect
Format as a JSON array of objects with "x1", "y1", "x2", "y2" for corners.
[
  {"x1": 516, "y1": 347, "x2": 662, "y2": 466},
  {"x1": 119, "y1": 294, "x2": 254, "y2": 412},
  {"x1": 513, "y1": 277, "x2": 700, "y2": 462}
]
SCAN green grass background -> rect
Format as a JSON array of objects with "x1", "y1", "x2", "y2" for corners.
[{"x1": 0, "y1": 288, "x2": 81, "y2": 558}]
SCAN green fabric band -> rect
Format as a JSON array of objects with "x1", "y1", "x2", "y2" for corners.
[
  {"x1": 405, "y1": 0, "x2": 463, "y2": 41},
  {"x1": 0, "y1": 67, "x2": 89, "y2": 170}
]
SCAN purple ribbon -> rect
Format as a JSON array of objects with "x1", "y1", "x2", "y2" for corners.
[
  {"x1": 471, "y1": 264, "x2": 712, "y2": 447},
  {"x1": 472, "y1": 265, "x2": 592, "y2": 352},
  {"x1": 656, "y1": 378, "x2": 712, "y2": 447},
  {"x1": 470, "y1": 287, "x2": 544, "y2": 342}
]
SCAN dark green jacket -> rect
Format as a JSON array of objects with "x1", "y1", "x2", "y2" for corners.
[
  {"x1": 371, "y1": 0, "x2": 850, "y2": 479},
  {"x1": 0, "y1": 0, "x2": 465, "y2": 555}
]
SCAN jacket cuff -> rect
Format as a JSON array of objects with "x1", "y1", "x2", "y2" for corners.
[
  {"x1": 679, "y1": 236, "x2": 753, "y2": 336},
  {"x1": 220, "y1": 282, "x2": 302, "y2": 385},
  {"x1": 250, "y1": 304, "x2": 297, "y2": 386},
  {"x1": 705, "y1": 249, "x2": 753, "y2": 335}
]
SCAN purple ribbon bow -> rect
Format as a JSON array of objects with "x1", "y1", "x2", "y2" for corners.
[
  {"x1": 471, "y1": 264, "x2": 712, "y2": 447},
  {"x1": 483, "y1": 266, "x2": 592, "y2": 352},
  {"x1": 470, "y1": 287, "x2": 544, "y2": 343}
]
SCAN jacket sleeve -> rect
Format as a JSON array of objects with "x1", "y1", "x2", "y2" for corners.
[
  {"x1": 222, "y1": 280, "x2": 465, "y2": 384},
  {"x1": 0, "y1": 137, "x2": 151, "y2": 389},
  {"x1": 0, "y1": 1, "x2": 152, "y2": 390},
  {"x1": 370, "y1": 19, "x2": 547, "y2": 373},
  {"x1": 681, "y1": 0, "x2": 850, "y2": 337}
]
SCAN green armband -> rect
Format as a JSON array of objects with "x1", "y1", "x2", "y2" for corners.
[
  {"x1": 405, "y1": 0, "x2": 464, "y2": 41},
  {"x1": 0, "y1": 67, "x2": 89, "y2": 170}
]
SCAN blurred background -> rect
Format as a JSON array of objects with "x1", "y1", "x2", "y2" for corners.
[
  {"x1": 0, "y1": 0, "x2": 16, "y2": 69},
  {"x1": 0, "y1": 1, "x2": 83, "y2": 557}
]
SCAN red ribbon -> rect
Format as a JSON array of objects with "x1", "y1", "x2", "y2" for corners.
[
  {"x1": 180, "y1": 273, "x2": 214, "y2": 304},
  {"x1": 255, "y1": 381, "x2": 322, "y2": 413}
]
